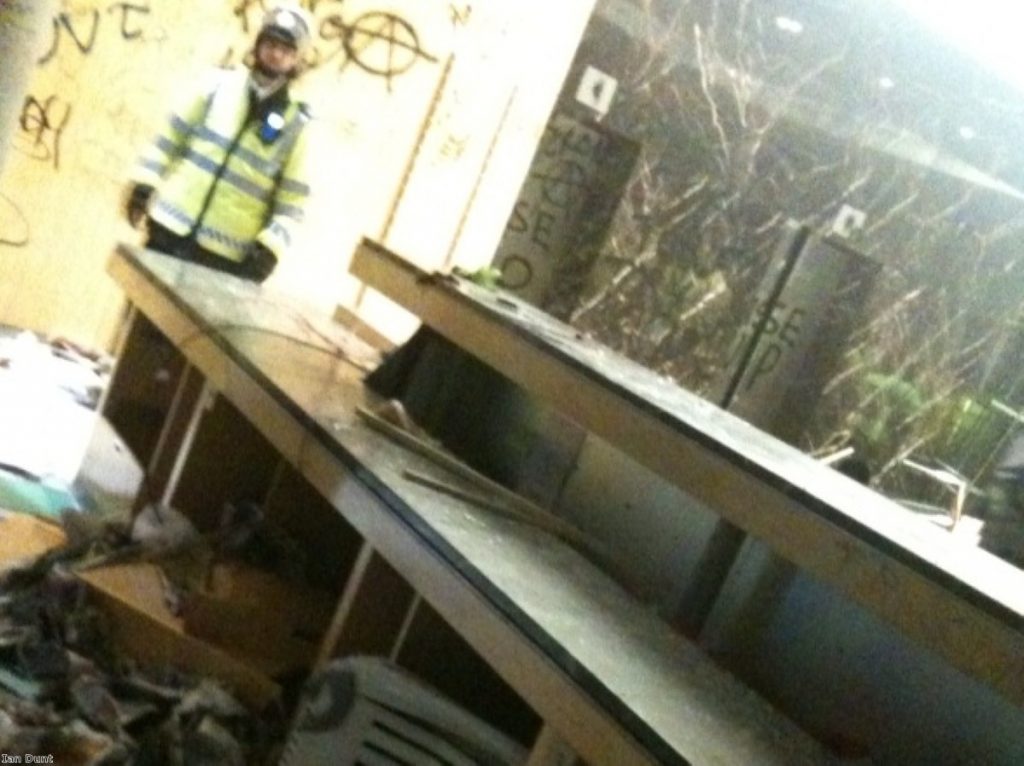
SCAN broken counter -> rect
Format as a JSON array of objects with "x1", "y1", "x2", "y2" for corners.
[
  {"x1": 349, "y1": 236, "x2": 1024, "y2": 711},
  {"x1": 88, "y1": 242, "x2": 833, "y2": 765}
]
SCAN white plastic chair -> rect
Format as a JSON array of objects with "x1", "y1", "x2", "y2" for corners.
[{"x1": 279, "y1": 656, "x2": 527, "y2": 766}]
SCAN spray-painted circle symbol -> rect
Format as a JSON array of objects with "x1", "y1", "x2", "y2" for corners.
[
  {"x1": 341, "y1": 12, "x2": 435, "y2": 78},
  {"x1": 498, "y1": 255, "x2": 534, "y2": 291}
]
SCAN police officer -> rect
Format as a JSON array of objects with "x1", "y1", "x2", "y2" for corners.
[{"x1": 126, "y1": 3, "x2": 314, "y2": 282}]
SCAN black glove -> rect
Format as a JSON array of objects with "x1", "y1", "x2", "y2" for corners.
[
  {"x1": 241, "y1": 241, "x2": 278, "y2": 283},
  {"x1": 126, "y1": 183, "x2": 155, "y2": 228}
]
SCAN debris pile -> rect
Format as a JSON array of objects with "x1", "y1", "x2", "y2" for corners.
[
  {"x1": 0, "y1": 560, "x2": 286, "y2": 764},
  {"x1": 0, "y1": 504, "x2": 321, "y2": 765}
]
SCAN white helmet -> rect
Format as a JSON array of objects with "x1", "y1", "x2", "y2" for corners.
[{"x1": 258, "y1": 3, "x2": 314, "y2": 54}]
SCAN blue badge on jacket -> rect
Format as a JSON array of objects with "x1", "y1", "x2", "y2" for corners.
[{"x1": 260, "y1": 112, "x2": 285, "y2": 144}]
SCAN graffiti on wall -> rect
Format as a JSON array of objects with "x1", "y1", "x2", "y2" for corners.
[
  {"x1": 495, "y1": 115, "x2": 607, "y2": 296},
  {"x1": 729, "y1": 298, "x2": 808, "y2": 391},
  {"x1": 3, "y1": 0, "x2": 447, "y2": 254},
  {"x1": 447, "y1": 2, "x2": 470, "y2": 26},
  {"x1": 230, "y1": 0, "x2": 438, "y2": 87},
  {"x1": 108, "y1": 1, "x2": 159, "y2": 40},
  {"x1": 38, "y1": 1, "x2": 164, "y2": 64},
  {"x1": 1, "y1": 0, "x2": 164, "y2": 251},
  {"x1": 27, "y1": 1, "x2": 165, "y2": 166},
  {"x1": 319, "y1": 10, "x2": 437, "y2": 85},
  {"x1": 0, "y1": 193, "x2": 30, "y2": 248},
  {"x1": 3, "y1": 89, "x2": 71, "y2": 244},
  {"x1": 14, "y1": 94, "x2": 72, "y2": 169}
]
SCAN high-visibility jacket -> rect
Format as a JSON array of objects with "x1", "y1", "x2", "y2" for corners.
[{"x1": 133, "y1": 68, "x2": 312, "y2": 263}]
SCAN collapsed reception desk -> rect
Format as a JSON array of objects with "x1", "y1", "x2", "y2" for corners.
[{"x1": 98, "y1": 243, "x2": 830, "y2": 765}]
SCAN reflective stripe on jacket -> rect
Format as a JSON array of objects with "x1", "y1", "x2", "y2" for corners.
[{"x1": 133, "y1": 69, "x2": 311, "y2": 263}]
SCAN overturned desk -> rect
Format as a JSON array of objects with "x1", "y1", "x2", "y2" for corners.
[{"x1": 95, "y1": 243, "x2": 830, "y2": 765}]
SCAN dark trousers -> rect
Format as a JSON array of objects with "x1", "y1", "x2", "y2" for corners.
[{"x1": 145, "y1": 221, "x2": 255, "y2": 281}]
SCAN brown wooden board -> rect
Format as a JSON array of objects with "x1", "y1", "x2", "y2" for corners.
[
  {"x1": 81, "y1": 563, "x2": 281, "y2": 708},
  {"x1": 0, "y1": 514, "x2": 279, "y2": 708}
]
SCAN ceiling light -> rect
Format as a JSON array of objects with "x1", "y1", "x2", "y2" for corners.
[
  {"x1": 897, "y1": 0, "x2": 1024, "y2": 92},
  {"x1": 775, "y1": 16, "x2": 804, "y2": 34}
]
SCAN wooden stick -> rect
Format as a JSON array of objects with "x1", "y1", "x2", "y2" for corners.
[
  {"x1": 401, "y1": 469, "x2": 639, "y2": 595},
  {"x1": 357, "y1": 405, "x2": 560, "y2": 529},
  {"x1": 357, "y1": 406, "x2": 641, "y2": 595},
  {"x1": 403, "y1": 469, "x2": 575, "y2": 539}
]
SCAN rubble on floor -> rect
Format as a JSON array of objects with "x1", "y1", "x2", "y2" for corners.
[
  {"x1": 0, "y1": 499, "x2": 337, "y2": 765},
  {"x1": 0, "y1": 557, "x2": 286, "y2": 763}
]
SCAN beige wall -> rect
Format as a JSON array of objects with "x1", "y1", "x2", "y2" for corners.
[{"x1": 0, "y1": 0, "x2": 595, "y2": 350}]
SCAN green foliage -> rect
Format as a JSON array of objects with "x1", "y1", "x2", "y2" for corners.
[
  {"x1": 453, "y1": 265, "x2": 503, "y2": 291},
  {"x1": 852, "y1": 371, "x2": 925, "y2": 452},
  {"x1": 848, "y1": 365, "x2": 1010, "y2": 497}
]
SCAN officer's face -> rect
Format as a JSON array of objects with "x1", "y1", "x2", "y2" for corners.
[{"x1": 256, "y1": 37, "x2": 299, "y2": 77}]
